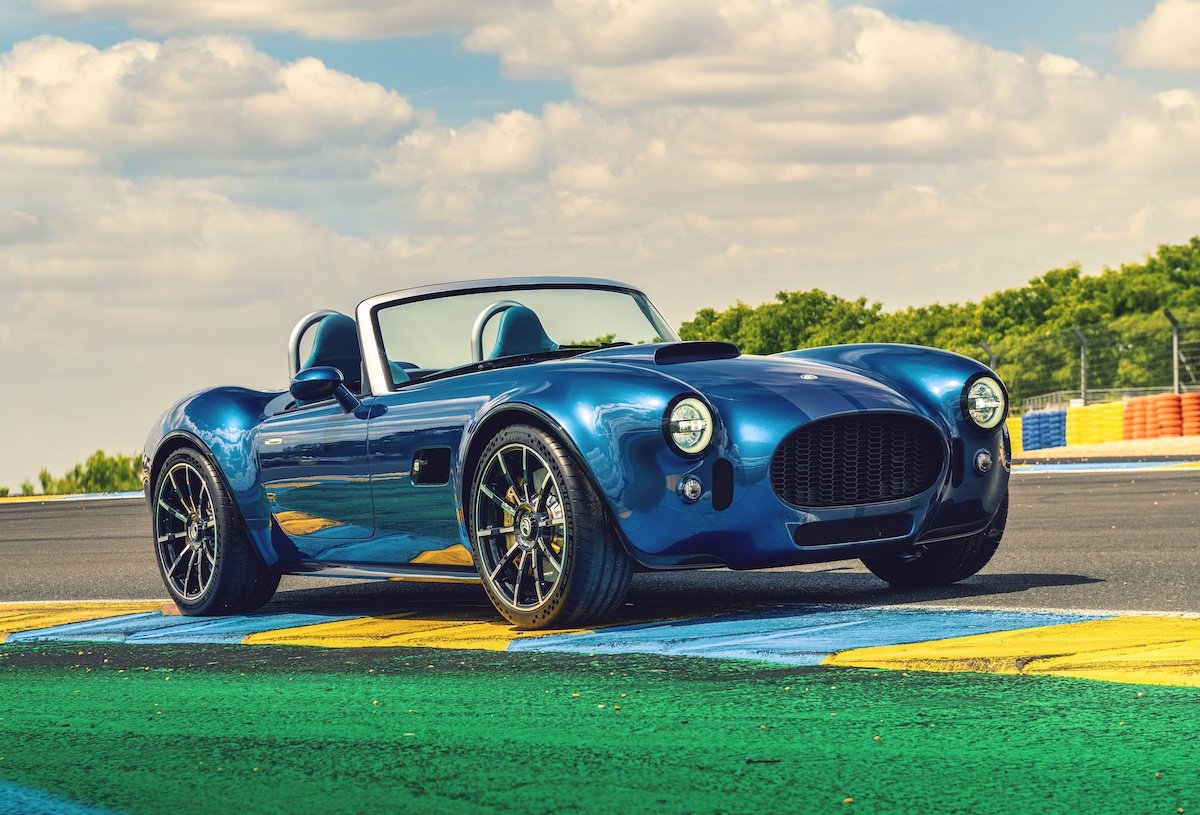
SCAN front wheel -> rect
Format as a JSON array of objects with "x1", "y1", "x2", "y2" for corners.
[
  {"x1": 469, "y1": 424, "x2": 632, "y2": 629},
  {"x1": 862, "y1": 491, "x2": 1008, "y2": 589},
  {"x1": 152, "y1": 448, "x2": 280, "y2": 615}
]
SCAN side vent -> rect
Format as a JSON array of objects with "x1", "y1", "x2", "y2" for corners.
[
  {"x1": 712, "y1": 458, "x2": 734, "y2": 511},
  {"x1": 412, "y1": 447, "x2": 452, "y2": 486}
]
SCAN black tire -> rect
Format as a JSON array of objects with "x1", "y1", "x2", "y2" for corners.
[
  {"x1": 151, "y1": 448, "x2": 280, "y2": 615},
  {"x1": 468, "y1": 424, "x2": 632, "y2": 629},
  {"x1": 862, "y1": 491, "x2": 1008, "y2": 589}
]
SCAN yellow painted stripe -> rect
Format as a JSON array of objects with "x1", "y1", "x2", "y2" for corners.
[
  {"x1": 0, "y1": 601, "x2": 164, "y2": 642},
  {"x1": 243, "y1": 611, "x2": 591, "y2": 651},
  {"x1": 825, "y1": 616, "x2": 1200, "y2": 687}
]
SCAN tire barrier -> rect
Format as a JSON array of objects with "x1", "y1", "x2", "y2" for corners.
[
  {"x1": 1065, "y1": 402, "x2": 1125, "y2": 446},
  {"x1": 1019, "y1": 393, "x2": 1200, "y2": 452},
  {"x1": 1006, "y1": 416, "x2": 1023, "y2": 458},
  {"x1": 1185, "y1": 392, "x2": 1200, "y2": 437},
  {"x1": 1020, "y1": 408, "x2": 1067, "y2": 451}
]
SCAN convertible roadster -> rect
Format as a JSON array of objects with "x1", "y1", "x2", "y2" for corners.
[{"x1": 143, "y1": 277, "x2": 1010, "y2": 628}]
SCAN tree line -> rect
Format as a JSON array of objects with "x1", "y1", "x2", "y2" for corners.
[
  {"x1": 0, "y1": 450, "x2": 142, "y2": 497},
  {"x1": 680, "y1": 237, "x2": 1200, "y2": 404}
]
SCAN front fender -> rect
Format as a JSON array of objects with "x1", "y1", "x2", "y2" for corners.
[
  {"x1": 143, "y1": 386, "x2": 286, "y2": 565},
  {"x1": 454, "y1": 361, "x2": 696, "y2": 558}
]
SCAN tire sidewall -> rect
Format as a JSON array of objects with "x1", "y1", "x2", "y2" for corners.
[
  {"x1": 153, "y1": 448, "x2": 236, "y2": 614},
  {"x1": 469, "y1": 425, "x2": 584, "y2": 627}
]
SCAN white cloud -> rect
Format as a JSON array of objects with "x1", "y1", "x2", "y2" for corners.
[
  {"x1": 0, "y1": 35, "x2": 414, "y2": 173},
  {"x1": 29, "y1": 0, "x2": 527, "y2": 38},
  {"x1": 1124, "y1": 0, "x2": 1200, "y2": 71},
  {"x1": 8, "y1": 3, "x2": 1200, "y2": 486}
]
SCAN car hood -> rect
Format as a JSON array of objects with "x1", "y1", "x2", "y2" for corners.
[{"x1": 578, "y1": 342, "x2": 922, "y2": 422}]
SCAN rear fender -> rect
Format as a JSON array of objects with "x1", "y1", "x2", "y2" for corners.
[{"x1": 144, "y1": 387, "x2": 285, "y2": 566}]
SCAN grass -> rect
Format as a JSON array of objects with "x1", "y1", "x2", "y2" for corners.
[{"x1": 0, "y1": 643, "x2": 1196, "y2": 814}]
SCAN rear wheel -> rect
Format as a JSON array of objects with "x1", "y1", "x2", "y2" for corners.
[
  {"x1": 469, "y1": 424, "x2": 631, "y2": 629},
  {"x1": 862, "y1": 491, "x2": 1008, "y2": 589},
  {"x1": 152, "y1": 448, "x2": 280, "y2": 615}
]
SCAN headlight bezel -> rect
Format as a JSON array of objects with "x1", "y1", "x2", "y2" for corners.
[
  {"x1": 961, "y1": 373, "x2": 1008, "y2": 431},
  {"x1": 663, "y1": 395, "x2": 715, "y2": 457}
]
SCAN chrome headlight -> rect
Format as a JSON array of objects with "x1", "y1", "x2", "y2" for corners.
[
  {"x1": 963, "y1": 376, "x2": 1006, "y2": 430},
  {"x1": 666, "y1": 397, "x2": 714, "y2": 456}
]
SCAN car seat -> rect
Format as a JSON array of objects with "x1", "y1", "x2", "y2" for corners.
[{"x1": 487, "y1": 306, "x2": 558, "y2": 359}]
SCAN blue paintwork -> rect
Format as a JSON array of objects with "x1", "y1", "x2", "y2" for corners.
[
  {"x1": 143, "y1": 280, "x2": 1011, "y2": 578},
  {"x1": 7, "y1": 611, "x2": 359, "y2": 644},
  {"x1": 508, "y1": 607, "x2": 1101, "y2": 665}
]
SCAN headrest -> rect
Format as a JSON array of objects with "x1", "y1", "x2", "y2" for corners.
[
  {"x1": 302, "y1": 313, "x2": 361, "y2": 386},
  {"x1": 487, "y1": 306, "x2": 558, "y2": 359}
]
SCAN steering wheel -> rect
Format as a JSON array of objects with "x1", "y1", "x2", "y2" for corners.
[{"x1": 470, "y1": 300, "x2": 524, "y2": 362}]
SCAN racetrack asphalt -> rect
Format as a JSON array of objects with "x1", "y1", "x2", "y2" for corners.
[{"x1": 1, "y1": 469, "x2": 1197, "y2": 615}]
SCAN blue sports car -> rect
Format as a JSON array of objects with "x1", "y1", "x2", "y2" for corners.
[{"x1": 143, "y1": 277, "x2": 1011, "y2": 628}]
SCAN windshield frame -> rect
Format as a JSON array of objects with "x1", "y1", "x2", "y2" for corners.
[{"x1": 356, "y1": 277, "x2": 678, "y2": 395}]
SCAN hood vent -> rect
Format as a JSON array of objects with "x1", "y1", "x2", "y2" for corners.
[{"x1": 654, "y1": 342, "x2": 740, "y2": 365}]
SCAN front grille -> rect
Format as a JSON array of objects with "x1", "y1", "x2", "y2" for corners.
[{"x1": 770, "y1": 414, "x2": 944, "y2": 507}]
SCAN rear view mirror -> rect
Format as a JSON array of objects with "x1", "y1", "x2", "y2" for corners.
[{"x1": 290, "y1": 366, "x2": 360, "y2": 412}]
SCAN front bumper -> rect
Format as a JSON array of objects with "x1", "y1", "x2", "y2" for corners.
[{"x1": 609, "y1": 422, "x2": 1010, "y2": 571}]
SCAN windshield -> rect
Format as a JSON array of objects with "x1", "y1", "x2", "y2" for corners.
[{"x1": 375, "y1": 285, "x2": 676, "y2": 384}]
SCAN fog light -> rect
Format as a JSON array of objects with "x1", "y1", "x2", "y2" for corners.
[
  {"x1": 974, "y1": 450, "x2": 993, "y2": 474},
  {"x1": 680, "y1": 476, "x2": 703, "y2": 503}
]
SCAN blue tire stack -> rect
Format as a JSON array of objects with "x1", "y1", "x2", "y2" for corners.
[
  {"x1": 1022, "y1": 411, "x2": 1044, "y2": 450},
  {"x1": 1045, "y1": 409, "x2": 1067, "y2": 448},
  {"x1": 1020, "y1": 409, "x2": 1067, "y2": 451}
]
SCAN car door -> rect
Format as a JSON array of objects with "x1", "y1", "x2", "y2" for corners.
[
  {"x1": 256, "y1": 400, "x2": 374, "y2": 561},
  {"x1": 363, "y1": 379, "x2": 491, "y2": 568}
]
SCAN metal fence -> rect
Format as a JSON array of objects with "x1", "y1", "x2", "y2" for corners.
[{"x1": 993, "y1": 316, "x2": 1200, "y2": 412}]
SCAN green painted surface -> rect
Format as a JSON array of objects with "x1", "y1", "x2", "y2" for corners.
[{"x1": 0, "y1": 644, "x2": 1196, "y2": 814}]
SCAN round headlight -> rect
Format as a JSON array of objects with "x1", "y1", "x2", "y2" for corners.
[
  {"x1": 964, "y1": 376, "x2": 1006, "y2": 430},
  {"x1": 666, "y1": 397, "x2": 714, "y2": 456}
]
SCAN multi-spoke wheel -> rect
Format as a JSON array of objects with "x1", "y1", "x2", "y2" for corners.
[
  {"x1": 152, "y1": 448, "x2": 279, "y2": 615},
  {"x1": 154, "y1": 460, "x2": 218, "y2": 602},
  {"x1": 470, "y1": 424, "x2": 631, "y2": 629}
]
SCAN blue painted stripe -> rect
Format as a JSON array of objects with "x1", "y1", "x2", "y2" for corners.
[
  {"x1": 0, "y1": 780, "x2": 115, "y2": 814},
  {"x1": 1015, "y1": 461, "x2": 1195, "y2": 473},
  {"x1": 509, "y1": 607, "x2": 1100, "y2": 665},
  {"x1": 6, "y1": 612, "x2": 183, "y2": 643},
  {"x1": 125, "y1": 613, "x2": 362, "y2": 644},
  {"x1": 7, "y1": 612, "x2": 359, "y2": 644}
]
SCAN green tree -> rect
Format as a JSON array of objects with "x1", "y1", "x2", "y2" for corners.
[
  {"x1": 32, "y1": 451, "x2": 143, "y2": 496},
  {"x1": 677, "y1": 237, "x2": 1200, "y2": 405}
]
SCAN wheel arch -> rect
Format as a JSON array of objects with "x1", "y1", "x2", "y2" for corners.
[
  {"x1": 148, "y1": 430, "x2": 274, "y2": 567},
  {"x1": 457, "y1": 403, "x2": 636, "y2": 559}
]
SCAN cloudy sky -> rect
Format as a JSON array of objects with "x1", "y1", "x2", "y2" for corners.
[{"x1": 3, "y1": 0, "x2": 1200, "y2": 489}]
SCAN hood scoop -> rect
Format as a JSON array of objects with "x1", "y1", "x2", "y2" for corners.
[{"x1": 653, "y1": 341, "x2": 741, "y2": 365}]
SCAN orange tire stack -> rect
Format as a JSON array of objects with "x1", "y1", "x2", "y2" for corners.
[
  {"x1": 1130, "y1": 396, "x2": 1150, "y2": 439},
  {"x1": 1122, "y1": 400, "x2": 1134, "y2": 440},
  {"x1": 1154, "y1": 393, "x2": 1183, "y2": 438},
  {"x1": 1183, "y1": 392, "x2": 1200, "y2": 437}
]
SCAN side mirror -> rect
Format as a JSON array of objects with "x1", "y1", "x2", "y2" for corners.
[{"x1": 290, "y1": 366, "x2": 361, "y2": 413}]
